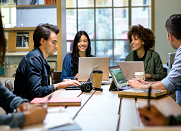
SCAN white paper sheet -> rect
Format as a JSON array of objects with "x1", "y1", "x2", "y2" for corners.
[{"x1": 22, "y1": 107, "x2": 74, "y2": 131}]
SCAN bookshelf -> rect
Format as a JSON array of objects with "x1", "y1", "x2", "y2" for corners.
[
  {"x1": 4, "y1": 27, "x2": 35, "y2": 52},
  {"x1": 2, "y1": 0, "x2": 65, "y2": 71}
]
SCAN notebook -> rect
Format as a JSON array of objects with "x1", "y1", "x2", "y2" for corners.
[
  {"x1": 108, "y1": 65, "x2": 131, "y2": 91},
  {"x1": 118, "y1": 88, "x2": 167, "y2": 98},
  {"x1": 65, "y1": 65, "x2": 99, "y2": 90},
  {"x1": 31, "y1": 97, "x2": 81, "y2": 106},
  {"x1": 116, "y1": 61, "x2": 145, "y2": 81},
  {"x1": 78, "y1": 57, "x2": 110, "y2": 81}
]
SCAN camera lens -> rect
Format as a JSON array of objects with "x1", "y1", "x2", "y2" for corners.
[{"x1": 85, "y1": 85, "x2": 91, "y2": 90}]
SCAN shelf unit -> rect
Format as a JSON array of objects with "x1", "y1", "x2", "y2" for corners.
[
  {"x1": 5, "y1": 52, "x2": 57, "y2": 56},
  {"x1": 2, "y1": 0, "x2": 65, "y2": 71}
]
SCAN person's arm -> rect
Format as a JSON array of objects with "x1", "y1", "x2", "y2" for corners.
[
  {"x1": 0, "y1": 105, "x2": 47, "y2": 128},
  {"x1": 0, "y1": 82, "x2": 46, "y2": 128},
  {"x1": 0, "y1": 112, "x2": 25, "y2": 128},
  {"x1": 0, "y1": 82, "x2": 29, "y2": 113},
  {"x1": 54, "y1": 80, "x2": 81, "y2": 89},
  {"x1": 126, "y1": 79, "x2": 171, "y2": 94},
  {"x1": 61, "y1": 54, "x2": 75, "y2": 81},
  {"x1": 138, "y1": 105, "x2": 168, "y2": 126}
]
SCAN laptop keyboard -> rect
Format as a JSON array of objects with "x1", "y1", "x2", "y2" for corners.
[
  {"x1": 65, "y1": 81, "x2": 87, "y2": 90},
  {"x1": 118, "y1": 82, "x2": 127, "y2": 88}
]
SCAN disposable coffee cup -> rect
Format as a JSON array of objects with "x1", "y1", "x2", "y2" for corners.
[
  {"x1": 134, "y1": 72, "x2": 145, "y2": 80},
  {"x1": 93, "y1": 70, "x2": 103, "y2": 88}
]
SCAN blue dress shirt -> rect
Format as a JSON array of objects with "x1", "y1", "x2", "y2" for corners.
[{"x1": 162, "y1": 46, "x2": 181, "y2": 106}]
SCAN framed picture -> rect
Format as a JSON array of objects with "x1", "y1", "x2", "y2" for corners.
[{"x1": 16, "y1": 32, "x2": 29, "y2": 49}]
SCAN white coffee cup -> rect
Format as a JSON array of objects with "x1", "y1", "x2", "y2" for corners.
[{"x1": 134, "y1": 72, "x2": 145, "y2": 80}]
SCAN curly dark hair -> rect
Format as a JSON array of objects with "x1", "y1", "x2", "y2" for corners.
[
  {"x1": 71, "y1": 31, "x2": 91, "y2": 76},
  {"x1": 127, "y1": 24, "x2": 155, "y2": 50},
  {"x1": 33, "y1": 23, "x2": 59, "y2": 49},
  {"x1": 165, "y1": 14, "x2": 181, "y2": 40}
]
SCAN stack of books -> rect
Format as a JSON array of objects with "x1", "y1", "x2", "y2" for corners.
[{"x1": 118, "y1": 88, "x2": 167, "y2": 98}]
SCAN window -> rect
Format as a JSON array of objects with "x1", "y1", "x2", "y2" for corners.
[{"x1": 66, "y1": 0, "x2": 151, "y2": 65}]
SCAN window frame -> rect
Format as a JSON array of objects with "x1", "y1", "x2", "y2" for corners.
[{"x1": 66, "y1": 0, "x2": 152, "y2": 65}]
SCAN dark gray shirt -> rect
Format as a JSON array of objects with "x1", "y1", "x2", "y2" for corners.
[{"x1": 0, "y1": 81, "x2": 28, "y2": 127}]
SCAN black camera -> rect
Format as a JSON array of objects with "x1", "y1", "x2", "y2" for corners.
[{"x1": 80, "y1": 82, "x2": 93, "y2": 92}]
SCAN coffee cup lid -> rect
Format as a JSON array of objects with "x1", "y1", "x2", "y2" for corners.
[
  {"x1": 93, "y1": 70, "x2": 103, "y2": 73},
  {"x1": 134, "y1": 72, "x2": 144, "y2": 75}
]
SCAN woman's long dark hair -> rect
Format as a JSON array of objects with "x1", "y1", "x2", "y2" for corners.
[
  {"x1": 0, "y1": 12, "x2": 6, "y2": 65},
  {"x1": 71, "y1": 31, "x2": 91, "y2": 76}
]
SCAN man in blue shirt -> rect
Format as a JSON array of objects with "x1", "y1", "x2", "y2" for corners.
[
  {"x1": 14, "y1": 23, "x2": 80, "y2": 100},
  {"x1": 127, "y1": 14, "x2": 181, "y2": 106}
]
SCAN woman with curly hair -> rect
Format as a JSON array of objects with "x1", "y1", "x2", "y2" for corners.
[
  {"x1": 61, "y1": 31, "x2": 94, "y2": 81},
  {"x1": 125, "y1": 24, "x2": 165, "y2": 81}
]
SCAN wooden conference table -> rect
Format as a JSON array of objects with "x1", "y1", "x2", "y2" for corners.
[{"x1": 45, "y1": 84, "x2": 181, "y2": 131}]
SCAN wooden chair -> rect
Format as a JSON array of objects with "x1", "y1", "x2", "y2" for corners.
[
  {"x1": 168, "y1": 52, "x2": 176, "y2": 101},
  {"x1": 4, "y1": 79, "x2": 14, "y2": 91},
  {"x1": 51, "y1": 71, "x2": 62, "y2": 84}
]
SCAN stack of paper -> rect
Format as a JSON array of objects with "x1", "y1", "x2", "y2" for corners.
[{"x1": 22, "y1": 107, "x2": 74, "y2": 131}]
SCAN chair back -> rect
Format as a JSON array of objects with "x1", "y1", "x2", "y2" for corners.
[
  {"x1": 4, "y1": 79, "x2": 14, "y2": 91},
  {"x1": 168, "y1": 52, "x2": 176, "y2": 74},
  {"x1": 51, "y1": 71, "x2": 62, "y2": 84}
]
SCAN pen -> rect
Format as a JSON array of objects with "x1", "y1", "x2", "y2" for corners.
[
  {"x1": 145, "y1": 86, "x2": 151, "y2": 125},
  {"x1": 44, "y1": 95, "x2": 52, "y2": 108},
  {"x1": 147, "y1": 86, "x2": 152, "y2": 110}
]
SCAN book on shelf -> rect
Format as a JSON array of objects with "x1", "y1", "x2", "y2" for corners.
[
  {"x1": 31, "y1": 97, "x2": 81, "y2": 106},
  {"x1": 16, "y1": 32, "x2": 29, "y2": 49},
  {"x1": 118, "y1": 88, "x2": 167, "y2": 98}
]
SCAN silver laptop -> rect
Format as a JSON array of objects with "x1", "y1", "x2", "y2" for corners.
[
  {"x1": 116, "y1": 61, "x2": 145, "y2": 81},
  {"x1": 78, "y1": 57, "x2": 110, "y2": 81},
  {"x1": 65, "y1": 65, "x2": 99, "y2": 90}
]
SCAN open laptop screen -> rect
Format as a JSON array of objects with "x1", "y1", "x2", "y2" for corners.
[
  {"x1": 108, "y1": 65, "x2": 131, "y2": 91},
  {"x1": 116, "y1": 61, "x2": 145, "y2": 81},
  {"x1": 78, "y1": 57, "x2": 110, "y2": 81}
]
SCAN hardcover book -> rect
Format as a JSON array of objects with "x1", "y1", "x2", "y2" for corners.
[
  {"x1": 118, "y1": 88, "x2": 167, "y2": 98},
  {"x1": 31, "y1": 97, "x2": 81, "y2": 106}
]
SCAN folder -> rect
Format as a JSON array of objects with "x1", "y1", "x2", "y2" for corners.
[{"x1": 31, "y1": 97, "x2": 81, "y2": 106}]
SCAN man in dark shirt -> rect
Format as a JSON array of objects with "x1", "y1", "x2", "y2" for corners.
[{"x1": 14, "y1": 23, "x2": 80, "y2": 100}]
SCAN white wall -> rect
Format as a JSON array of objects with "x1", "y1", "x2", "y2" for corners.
[{"x1": 155, "y1": 0, "x2": 181, "y2": 64}]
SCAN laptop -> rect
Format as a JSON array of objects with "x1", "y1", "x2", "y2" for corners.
[
  {"x1": 78, "y1": 57, "x2": 110, "y2": 81},
  {"x1": 65, "y1": 65, "x2": 99, "y2": 90},
  {"x1": 116, "y1": 61, "x2": 145, "y2": 81},
  {"x1": 108, "y1": 65, "x2": 131, "y2": 91}
]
